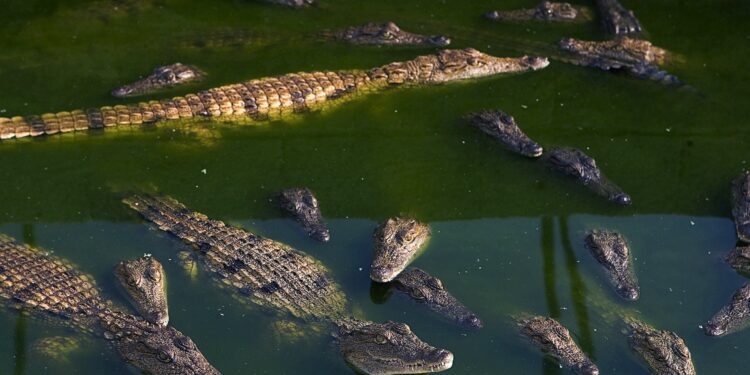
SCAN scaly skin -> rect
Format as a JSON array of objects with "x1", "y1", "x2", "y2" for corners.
[
  {"x1": 485, "y1": 1, "x2": 582, "y2": 22},
  {"x1": 704, "y1": 282, "x2": 750, "y2": 337},
  {"x1": 584, "y1": 230, "x2": 639, "y2": 301},
  {"x1": 595, "y1": 0, "x2": 642, "y2": 36},
  {"x1": 370, "y1": 217, "x2": 431, "y2": 283},
  {"x1": 517, "y1": 316, "x2": 599, "y2": 375},
  {"x1": 262, "y1": 0, "x2": 314, "y2": 7},
  {"x1": 277, "y1": 187, "x2": 331, "y2": 242},
  {"x1": 726, "y1": 245, "x2": 750, "y2": 275},
  {"x1": 545, "y1": 147, "x2": 632, "y2": 205},
  {"x1": 731, "y1": 171, "x2": 750, "y2": 243},
  {"x1": 466, "y1": 110, "x2": 543, "y2": 157},
  {"x1": 0, "y1": 49, "x2": 549, "y2": 141},
  {"x1": 115, "y1": 256, "x2": 170, "y2": 326},
  {"x1": 559, "y1": 37, "x2": 681, "y2": 85},
  {"x1": 325, "y1": 22, "x2": 450, "y2": 46},
  {"x1": 0, "y1": 235, "x2": 220, "y2": 375},
  {"x1": 626, "y1": 317, "x2": 696, "y2": 375},
  {"x1": 111, "y1": 63, "x2": 204, "y2": 98},
  {"x1": 124, "y1": 195, "x2": 454, "y2": 375},
  {"x1": 393, "y1": 268, "x2": 482, "y2": 328}
]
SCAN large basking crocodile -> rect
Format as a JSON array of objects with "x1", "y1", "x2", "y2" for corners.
[
  {"x1": 545, "y1": 147, "x2": 632, "y2": 205},
  {"x1": 584, "y1": 230, "x2": 640, "y2": 301},
  {"x1": 370, "y1": 217, "x2": 431, "y2": 283},
  {"x1": 0, "y1": 49, "x2": 549, "y2": 141},
  {"x1": 324, "y1": 22, "x2": 451, "y2": 47},
  {"x1": 125, "y1": 195, "x2": 454, "y2": 375},
  {"x1": 0, "y1": 234, "x2": 220, "y2": 375}
]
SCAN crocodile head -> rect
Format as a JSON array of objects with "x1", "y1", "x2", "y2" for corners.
[
  {"x1": 467, "y1": 110, "x2": 544, "y2": 157},
  {"x1": 371, "y1": 217, "x2": 431, "y2": 283},
  {"x1": 115, "y1": 256, "x2": 169, "y2": 327},
  {"x1": 111, "y1": 63, "x2": 202, "y2": 98},
  {"x1": 518, "y1": 316, "x2": 599, "y2": 375},
  {"x1": 278, "y1": 187, "x2": 331, "y2": 242},
  {"x1": 704, "y1": 282, "x2": 750, "y2": 337},
  {"x1": 371, "y1": 48, "x2": 549, "y2": 84},
  {"x1": 534, "y1": 1, "x2": 578, "y2": 20},
  {"x1": 627, "y1": 318, "x2": 696, "y2": 375},
  {"x1": 584, "y1": 230, "x2": 640, "y2": 301},
  {"x1": 546, "y1": 147, "x2": 631, "y2": 205},
  {"x1": 336, "y1": 320, "x2": 453, "y2": 375},
  {"x1": 336, "y1": 22, "x2": 451, "y2": 46},
  {"x1": 116, "y1": 325, "x2": 221, "y2": 375},
  {"x1": 394, "y1": 268, "x2": 483, "y2": 328}
]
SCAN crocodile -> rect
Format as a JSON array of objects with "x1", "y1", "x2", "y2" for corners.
[
  {"x1": 115, "y1": 256, "x2": 170, "y2": 326},
  {"x1": 466, "y1": 110, "x2": 543, "y2": 157},
  {"x1": 124, "y1": 195, "x2": 454, "y2": 375},
  {"x1": 262, "y1": 0, "x2": 314, "y2": 7},
  {"x1": 111, "y1": 63, "x2": 204, "y2": 98},
  {"x1": 704, "y1": 282, "x2": 750, "y2": 337},
  {"x1": 626, "y1": 317, "x2": 696, "y2": 375},
  {"x1": 559, "y1": 37, "x2": 681, "y2": 85},
  {"x1": 484, "y1": 2, "x2": 584, "y2": 22},
  {"x1": 277, "y1": 187, "x2": 331, "y2": 242},
  {"x1": 517, "y1": 315, "x2": 599, "y2": 375},
  {"x1": 0, "y1": 49, "x2": 549, "y2": 141},
  {"x1": 370, "y1": 217, "x2": 431, "y2": 283},
  {"x1": 325, "y1": 22, "x2": 451, "y2": 46},
  {"x1": 393, "y1": 267, "x2": 483, "y2": 328},
  {"x1": 731, "y1": 171, "x2": 750, "y2": 243},
  {"x1": 544, "y1": 147, "x2": 632, "y2": 205},
  {"x1": 726, "y1": 245, "x2": 750, "y2": 275},
  {"x1": 584, "y1": 230, "x2": 639, "y2": 301},
  {"x1": 0, "y1": 234, "x2": 220, "y2": 375},
  {"x1": 595, "y1": 0, "x2": 642, "y2": 36}
]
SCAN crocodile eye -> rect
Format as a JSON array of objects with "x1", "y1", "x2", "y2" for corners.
[
  {"x1": 147, "y1": 267, "x2": 162, "y2": 282},
  {"x1": 428, "y1": 278, "x2": 444, "y2": 290},
  {"x1": 157, "y1": 350, "x2": 174, "y2": 363},
  {"x1": 468, "y1": 58, "x2": 479, "y2": 66},
  {"x1": 127, "y1": 276, "x2": 139, "y2": 287},
  {"x1": 374, "y1": 335, "x2": 388, "y2": 344},
  {"x1": 394, "y1": 323, "x2": 411, "y2": 335},
  {"x1": 382, "y1": 31, "x2": 394, "y2": 40},
  {"x1": 175, "y1": 336, "x2": 196, "y2": 351},
  {"x1": 410, "y1": 288, "x2": 425, "y2": 300}
]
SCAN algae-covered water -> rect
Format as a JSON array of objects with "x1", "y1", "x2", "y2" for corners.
[{"x1": 1, "y1": 0, "x2": 750, "y2": 374}]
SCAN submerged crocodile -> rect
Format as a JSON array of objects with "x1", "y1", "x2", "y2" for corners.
[
  {"x1": 704, "y1": 282, "x2": 750, "y2": 337},
  {"x1": 262, "y1": 0, "x2": 314, "y2": 7},
  {"x1": 466, "y1": 110, "x2": 543, "y2": 158},
  {"x1": 115, "y1": 256, "x2": 170, "y2": 327},
  {"x1": 371, "y1": 217, "x2": 431, "y2": 283},
  {"x1": 559, "y1": 37, "x2": 681, "y2": 85},
  {"x1": 325, "y1": 22, "x2": 451, "y2": 46},
  {"x1": 731, "y1": 171, "x2": 750, "y2": 243},
  {"x1": 545, "y1": 147, "x2": 632, "y2": 205},
  {"x1": 584, "y1": 230, "x2": 640, "y2": 301},
  {"x1": 485, "y1": 2, "x2": 585, "y2": 22},
  {"x1": 112, "y1": 63, "x2": 204, "y2": 98},
  {"x1": 517, "y1": 315, "x2": 599, "y2": 375},
  {"x1": 125, "y1": 195, "x2": 454, "y2": 375},
  {"x1": 277, "y1": 187, "x2": 330, "y2": 242},
  {"x1": 0, "y1": 234, "x2": 220, "y2": 375},
  {"x1": 0, "y1": 49, "x2": 548, "y2": 141},
  {"x1": 626, "y1": 317, "x2": 696, "y2": 375},
  {"x1": 393, "y1": 268, "x2": 483, "y2": 328},
  {"x1": 595, "y1": 0, "x2": 642, "y2": 36}
]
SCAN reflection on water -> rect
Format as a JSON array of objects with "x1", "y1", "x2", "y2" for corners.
[{"x1": 558, "y1": 217, "x2": 593, "y2": 358}]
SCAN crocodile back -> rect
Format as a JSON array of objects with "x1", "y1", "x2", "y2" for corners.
[{"x1": 125, "y1": 195, "x2": 348, "y2": 322}]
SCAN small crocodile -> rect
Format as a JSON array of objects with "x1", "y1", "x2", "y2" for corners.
[
  {"x1": 704, "y1": 282, "x2": 750, "y2": 337},
  {"x1": 0, "y1": 234, "x2": 220, "y2": 375},
  {"x1": 485, "y1": 2, "x2": 584, "y2": 22},
  {"x1": 277, "y1": 187, "x2": 331, "y2": 242},
  {"x1": 731, "y1": 171, "x2": 750, "y2": 243},
  {"x1": 0, "y1": 49, "x2": 548, "y2": 141},
  {"x1": 726, "y1": 245, "x2": 750, "y2": 275},
  {"x1": 325, "y1": 22, "x2": 451, "y2": 46},
  {"x1": 517, "y1": 315, "x2": 599, "y2": 375},
  {"x1": 559, "y1": 37, "x2": 681, "y2": 85},
  {"x1": 262, "y1": 0, "x2": 314, "y2": 7},
  {"x1": 626, "y1": 317, "x2": 696, "y2": 375},
  {"x1": 466, "y1": 110, "x2": 543, "y2": 157},
  {"x1": 115, "y1": 256, "x2": 170, "y2": 327},
  {"x1": 371, "y1": 217, "x2": 431, "y2": 283},
  {"x1": 111, "y1": 63, "x2": 204, "y2": 98},
  {"x1": 125, "y1": 195, "x2": 453, "y2": 375},
  {"x1": 545, "y1": 147, "x2": 632, "y2": 205},
  {"x1": 393, "y1": 268, "x2": 482, "y2": 328},
  {"x1": 595, "y1": 0, "x2": 642, "y2": 36},
  {"x1": 584, "y1": 230, "x2": 639, "y2": 301}
]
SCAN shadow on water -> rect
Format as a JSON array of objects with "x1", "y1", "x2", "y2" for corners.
[
  {"x1": 540, "y1": 216, "x2": 562, "y2": 375},
  {"x1": 559, "y1": 217, "x2": 594, "y2": 358}
]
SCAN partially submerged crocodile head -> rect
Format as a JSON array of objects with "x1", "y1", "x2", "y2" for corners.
[
  {"x1": 263, "y1": 0, "x2": 315, "y2": 7},
  {"x1": 467, "y1": 110, "x2": 543, "y2": 157},
  {"x1": 115, "y1": 256, "x2": 169, "y2": 327},
  {"x1": 726, "y1": 245, "x2": 750, "y2": 275},
  {"x1": 111, "y1": 63, "x2": 203, "y2": 98},
  {"x1": 584, "y1": 230, "x2": 639, "y2": 301},
  {"x1": 545, "y1": 147, "x2": 631, "y2": 205},
  {"x1": 517, "y1": 316, "x2": 599, "y2": 375},
  {"x1": 704, "y1": 282, "x2": 750, "y2": 337},
  {"x1": 114, "y1": 323, "x2": 221, "y2": 375},
  {"x1": 486, "y1": 1, "x2": 579, "y2": 22},
  {"x1": 336, "y1": 320, "x2": 453, "y2": 375},
  {"x1": 371, "y1": 217, "x2": 431, "y2": 283},
  {"x1": 394, "y1": 268, "x2": 483, "y2": 328},
  {"x1": 626, "y1": 318, "x2": 696, "y2": 375},
  {"x1": 331, "y1": 22, "x2": 450, "y2": 46},
  {"x1": 278, "y1": 187, "x2": 330, "y2": 242},
  {"x1": 731, "y1": 171, "x2": 750, "y2": 243},
  {"x1": 370, "y1": 48, "x2": 549, "y2": 85}
]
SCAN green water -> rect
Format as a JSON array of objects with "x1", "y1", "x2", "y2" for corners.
[{"x1": 1, "y1": 0, "x2": 750, "y2": 374}]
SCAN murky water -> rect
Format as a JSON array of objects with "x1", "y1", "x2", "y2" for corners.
[{"x1": 1, "y1": 0, "x2": 750, "y2": 374}]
